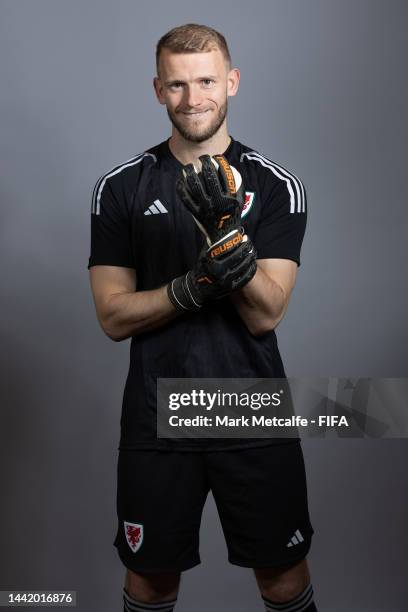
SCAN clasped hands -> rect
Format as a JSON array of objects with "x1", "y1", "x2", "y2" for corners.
[{"x1": 167, "y1": 154, "x2": 257, "y2": 312}]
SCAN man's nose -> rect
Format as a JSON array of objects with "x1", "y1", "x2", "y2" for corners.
[{"x1": 184, "y1": 84, "x2": 204, "y2": 107}]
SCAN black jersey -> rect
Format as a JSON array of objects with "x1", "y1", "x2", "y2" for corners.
[{"x1": 88, "y1": 137, "x2": 307, "y2": 451}]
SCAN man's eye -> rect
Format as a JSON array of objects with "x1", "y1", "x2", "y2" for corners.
[
  {"x1": 170, "y1": 82, "x2": 184, "y2": 90},
  {"x1": 201, "y1": 79, "x2": 214, "y2": 87}
]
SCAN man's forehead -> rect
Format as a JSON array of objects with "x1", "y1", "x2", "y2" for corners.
[{"x1": 158, "y1": 48, "x2": 227, "y2": 78}]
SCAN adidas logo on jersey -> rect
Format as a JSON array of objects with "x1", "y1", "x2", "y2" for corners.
[
  {"x1": 144, "y1": 200, "x2": 168, "y2": 215},
  {"x1": 286, "y1": 529, "x2": 304, "y2": 547}
]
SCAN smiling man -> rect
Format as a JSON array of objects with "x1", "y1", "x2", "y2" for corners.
[
  {"x1": 88, "y1": 23, "x2": 316, "y2": 612},
  {"x1": 159, "y1": 48, "x2": 228, "y2": 144}
]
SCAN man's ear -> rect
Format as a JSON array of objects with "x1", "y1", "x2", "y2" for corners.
[
  {"x1": 227, "y1": 67, "x2": 240, "y2": 98},
  {"x1": 153, "y1": 76, "x2": 165, "y2": 104}
]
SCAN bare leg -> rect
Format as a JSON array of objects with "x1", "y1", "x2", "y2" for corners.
[
  {"x1": 124, "y1": 569, "x2": 181, "y2": 603},
  {"x1": 254, "y1": 558, "x2": 311, "y2": 602}
]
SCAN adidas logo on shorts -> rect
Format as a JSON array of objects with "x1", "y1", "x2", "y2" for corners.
[{"x1": 286, "y1": 528, "x2": 304, "y2": 547}]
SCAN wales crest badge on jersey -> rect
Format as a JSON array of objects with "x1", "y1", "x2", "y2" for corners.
[{"x1": 242, "y1": 192, "x2": 255, "y2": 218}]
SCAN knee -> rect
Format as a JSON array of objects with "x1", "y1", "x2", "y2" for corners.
[
  {"x1": 254, "y1": 559, "x2": 311, "y2": 603},
  {"x1": 261, "y1": 580, "x2": 308, "y2": 603},
  {"x1": 125, "y1": 569, "x2": 181, "y2": 603}
]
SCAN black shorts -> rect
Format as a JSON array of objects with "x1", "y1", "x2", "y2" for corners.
[{"x1": 114, "y1": 441, "x2": 314, "y2": 572}]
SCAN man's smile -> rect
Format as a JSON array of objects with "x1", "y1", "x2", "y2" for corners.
[{"x1": 180, "y1": 110, "x2": 211, "y2": 117}]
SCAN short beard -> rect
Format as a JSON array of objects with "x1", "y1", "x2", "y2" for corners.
[{"x1": 167, "y1": 100, "x2": 228, "y2": 143}]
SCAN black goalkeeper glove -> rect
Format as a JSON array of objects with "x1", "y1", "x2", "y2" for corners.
[
  {"x1": 176, "y1": 154, "x2": 245, "y2": 259},
  {"x1": 167, "y1": 234, "x2": 257, "y2": 312}
]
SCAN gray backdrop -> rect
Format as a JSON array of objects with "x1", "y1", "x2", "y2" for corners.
[{"x1": 1, "y1": 0, "x2": 407, "y2": 610}]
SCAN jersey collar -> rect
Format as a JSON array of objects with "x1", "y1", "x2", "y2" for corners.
[{"x1": 162, "y1": 136, "x2": 236, "y2": 170}]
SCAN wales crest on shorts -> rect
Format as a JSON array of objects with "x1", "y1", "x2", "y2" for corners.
[{"x1": 124, "y1": 521, "x2": 144, "y2": 553}]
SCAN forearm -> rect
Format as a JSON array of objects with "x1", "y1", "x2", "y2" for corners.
[
  {"x1": 230, "y1": 266, "x2": 287, "y2": 336},
  {"x1": 103, "y1": 285, "x2": 180, "y2": 341}
]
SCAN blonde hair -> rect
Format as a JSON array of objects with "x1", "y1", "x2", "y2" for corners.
[{"x1": 156, "y1": 23, "x2": 232, "y2": 74}]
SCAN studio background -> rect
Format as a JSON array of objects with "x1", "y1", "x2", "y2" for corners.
[{"x1": 1, "y1": 1, "x2": 407, "y2": 611}]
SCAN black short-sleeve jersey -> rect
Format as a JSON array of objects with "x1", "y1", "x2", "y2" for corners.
[{"x1": 88, "y1": 137, "x2": 307, "y2": 451}]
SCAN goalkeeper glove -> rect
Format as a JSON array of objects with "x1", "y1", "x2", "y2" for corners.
[
  {"x1": 176, "y1": 154, "x2": 245, "y2": 258},
  {"x1": 167, "y1": 234, "x2": 257, "y2": 312}
]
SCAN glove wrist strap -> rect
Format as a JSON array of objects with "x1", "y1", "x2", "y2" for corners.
[{"x1": 167, "y1": 273, "x2": 203, "y2": 312}]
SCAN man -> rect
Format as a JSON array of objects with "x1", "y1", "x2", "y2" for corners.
[{"x1": 88, "y1": 23, "x2": 317, "y2": 612}]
